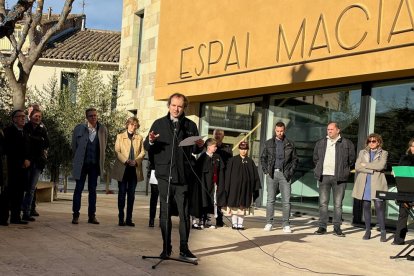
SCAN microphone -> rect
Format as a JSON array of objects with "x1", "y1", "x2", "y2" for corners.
[{"x1": 172, "y1": 118, "x2": 179, "y2": 132}]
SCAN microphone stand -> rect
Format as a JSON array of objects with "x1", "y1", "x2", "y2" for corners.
[{"x1": 142, "y1": 124, "x2": 198, "y2": 269}]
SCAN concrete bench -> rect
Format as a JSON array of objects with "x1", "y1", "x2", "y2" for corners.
[{"x1": 36, "y1": 181, "x2": 54, "y2": 202}]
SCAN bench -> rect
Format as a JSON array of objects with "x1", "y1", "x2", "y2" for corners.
[{"x1": 36, "y1": 181, "x2": 54, "y2": 202}]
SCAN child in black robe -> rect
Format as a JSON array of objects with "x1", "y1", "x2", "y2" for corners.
[
  {"x1": 224, "y1": 141, "x2": 261, "y2": 230},
  {"x1": 191, "y1": 138, "x2": 225, "y2": 229}
]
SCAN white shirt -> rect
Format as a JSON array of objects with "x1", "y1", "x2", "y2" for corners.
[
  {"x1": 87, "y1": 123, "x2": 97, "y2": 142},
  {"x1": 322, "y1": 135, "x2": 340, "y2": 176}
]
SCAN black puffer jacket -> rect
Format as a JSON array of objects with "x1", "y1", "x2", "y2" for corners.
[{"x1": 260, "y1": 136, "x2": 298, "y2": 181}]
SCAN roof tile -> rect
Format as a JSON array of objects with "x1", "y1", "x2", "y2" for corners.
[{"x1": 42, "y1": 29, "x2": 120, "y2": 63}]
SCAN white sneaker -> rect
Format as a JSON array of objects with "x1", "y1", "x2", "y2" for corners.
[
  {"x1": 283, "y1": 225, "x2": 292, "y2": 233},
  {"x1": 263, "y1": 224, "x2": 273, "y2": 231}
]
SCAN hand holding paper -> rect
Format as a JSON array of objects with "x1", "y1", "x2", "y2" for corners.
[{"x1": 179, "y1": 136, "x2": 204, "y2": 147}]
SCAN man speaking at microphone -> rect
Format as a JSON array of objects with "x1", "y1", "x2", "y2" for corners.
[{"x1": 144, "y1": 93, "x2": 204, "y2": 261}]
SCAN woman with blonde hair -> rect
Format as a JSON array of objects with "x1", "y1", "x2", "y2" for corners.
[
  {"x1": 112, "y1": 117, "x2": 145, "y2": 226},
  {"x1": 352, "y1": 133, "x2": 388, "y2": 242}
]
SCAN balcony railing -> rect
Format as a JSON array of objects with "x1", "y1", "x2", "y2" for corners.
[{"x1": 205, "y1": 109, "x2": 252, "y2": 131}]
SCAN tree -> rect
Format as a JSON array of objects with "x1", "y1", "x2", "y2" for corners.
[
  {"x1": 29, "y1": 64, "x2": 127, "y2": 192},
  {"x1": 0, "y1": 0, "x2": 75, "y2": 109},
  {"x1": 0, "y1": 73, "x2": 13, "y2": 130}
]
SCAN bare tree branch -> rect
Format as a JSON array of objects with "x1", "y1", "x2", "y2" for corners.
[
  {"x1": 28, "y1": 0, "x2": 43, "y2": 46},
  {"x1": 0, "y1": 0, "x2": 76, "y2": 109},
  {"x1": 0, "y1": 1, "x2": 6, "y2": 19},
  {"x1": 26, "y1": 0, "x2": 75, "y2": 71},
  {"x1": 0, "y1": 0, "x2": 35, "y2": 38}
]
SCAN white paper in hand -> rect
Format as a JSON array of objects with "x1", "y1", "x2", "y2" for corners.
[
  {"x1": 149, "y1": 170, "x2": 158, "y2": 185},
  {"x1": 178, "y1": 136, "x2": 204, "y2": 147}
]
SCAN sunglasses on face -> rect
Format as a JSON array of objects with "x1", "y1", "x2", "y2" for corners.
[{"x1": 368, "y1": 140, "x2": 377, "y2": 144}]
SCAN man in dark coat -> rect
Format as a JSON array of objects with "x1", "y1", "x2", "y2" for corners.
[
  {"x1": 212, "y1": 128, "x2": 232, "y2": 227},
  {"x1": 313, "y1": 122, "x2": 355, "y2": 237},
  {"x1": 2, "y1": 110, "x2": 31, "y2": 224},
  {"x1": 21, "y1": 109, "x2": 49, "y2": 221},
  {"x1": 260, "y1": 121, "x2": 298, "y2": 233},
  {"x1": 224, "y1": 141, "x2": 261, "y2": 230},
  {"x1": 144, "y1": 93, "x2": 204, "y2": 262},
  {"x1": 0, "y1": 121, "x2": 8, "y2": 226}
]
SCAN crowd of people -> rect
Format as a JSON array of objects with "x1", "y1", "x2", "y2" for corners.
[
  {"x1": 0, "y1": 104, "x2": 49, "y2": 225},
  {"x1": 0, "y1": 93, "x2": 413, "y2": 263}
]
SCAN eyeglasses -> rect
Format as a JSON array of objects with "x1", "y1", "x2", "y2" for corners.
[{"x1": 368, "y1": 140, "x2": 378, "y2": 143}]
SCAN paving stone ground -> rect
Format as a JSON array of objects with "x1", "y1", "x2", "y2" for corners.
[{"x1": 0, "y1": 192, "x2": 412, "y2": 276}]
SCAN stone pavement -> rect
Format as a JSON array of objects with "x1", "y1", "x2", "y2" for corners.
[{"x1": 0, "y1": 192, "x2": 412, "y2": 276}]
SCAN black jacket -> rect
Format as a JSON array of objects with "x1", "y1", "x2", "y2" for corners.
[
  {"x1": 398, "y1": 154, "x2": 414, "y2": 166},
  {"x1": 190, "y1": 152, "x2": 225, "y2": 217},
  {"x1": 24, "y1": 122, "x2": 49, "y2": 170},
  {"x1": 313, "y1": 136, "x2": 356, "y2": 182},
  {"x1": 260, "y1": 136, "x2": 298, "y2": 181},
  {"x1": 3, "y1": 124, "x2": 30, "y2": 170},
  {"x1": 144, "y1": 113, "x2": 202, "y2": 184}
]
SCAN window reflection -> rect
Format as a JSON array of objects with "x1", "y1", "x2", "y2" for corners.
[
  {"x1": 200, "y1": 98, "x2": 263, "y2": 165},
  {"x1": 267, "y1": 88, "x2": 361, "y2": 213}
]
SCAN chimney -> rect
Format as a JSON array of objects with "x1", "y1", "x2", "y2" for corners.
[
  {"x1": 47, "y1": 7, "x2": 52, "y2": 20},
  {"x1": 81, "y1": 14, "x2": 86, "y2": 31}
]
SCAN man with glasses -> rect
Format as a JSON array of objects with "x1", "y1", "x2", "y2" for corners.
[
  {"x1": 1, "y1": 110, "x2": 31, "y2": 225},
  {"x1": 313, "y1": 122, "x2": 355, "y2": 237},
  {"x1": 71, "y1": 108, "x2": 108, "y2": 225}
]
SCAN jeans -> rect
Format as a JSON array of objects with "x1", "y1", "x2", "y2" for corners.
[
  {"x1": 22, "y1": 164, "x2": 41, "y2": 216},
  {"x1": 158, "y1": 178, "x2": 190, "y2": 252},
  {"x1": 265, "y1": 170, "x2": 291, "y2": 227},
  {"x1": 72, "y1": 164, "x2": 99, "y2": 217},
  {"x1": 318, "y1": 175, "x2": 347, "y2": 228},
  {"x1": 118, "y1": 167, "x2": 137, "y2": 222}
]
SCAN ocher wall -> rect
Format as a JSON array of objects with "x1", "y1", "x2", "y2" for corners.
[{"x1": 155, "y1": 0, "x2": 414, "y2": 101}]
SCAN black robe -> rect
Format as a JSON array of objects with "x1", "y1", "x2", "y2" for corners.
[
  {"x1": 190, "y1": 152, "x2": 225, "y2": 217},
  {"x1": 224, "y1": 155, "x2": 261, "y2": 208}
]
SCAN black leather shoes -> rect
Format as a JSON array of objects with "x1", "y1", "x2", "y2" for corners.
[
  {"x1": 30, "y1": 210, "x2": 40, "y2": 217},
  {"x1": 362, "y1": 230, "x2": 371, "y2": 240},
  {"x1": 126, "y1": 221, "x2": 135, "y2": 227},
  {"x1": 72, "y1": 216, "x2": 79, "y2": 224},
  {"x1": 149, "y1": 219, "x2": 154, "y2": 227},
  {"x1": 22, "y1": 215, "x2": 35, "y2": 222},
  {"x1": 333, "y1": 227, "x2": 345, "y2": 237},
  {"x1": 314, "y1": 227, "x2": 327, "y2": 235},
  {"x1": 392, "y1": 240, "x2": 405, "y2": 245},
  {"x1": 119, "y1": 220, "x2": 126, "y2": 226},
  {"x1": 160, "y1": 245, "x2": 172, "y2": 259},
  {"x1": 10, "y1": 219, "x2": 28, "y2": 225},
  {"x1": 179, "y1": 249, "x2": 198, "y2": 262},
  {"x1": 88, "y1": 216, "x2": 100, "y2": 224}
]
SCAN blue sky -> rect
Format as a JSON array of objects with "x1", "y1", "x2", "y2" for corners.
[{"x1": 42, "y1": 0, "x2": 123, "y2": 31}]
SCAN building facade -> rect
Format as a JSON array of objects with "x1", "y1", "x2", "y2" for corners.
[{"x1": 120, "y1": 0, "x2": 414, "y2": 225}]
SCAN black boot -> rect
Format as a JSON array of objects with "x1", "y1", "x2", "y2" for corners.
[
  {"x1": 72, "y1": 214, "x2": 79, "y2": 224},
  {"x1": 362, "y1": 230, "x2": 371, "y2": 240},
  {"x1": 380, "y1": 230, "x2": 387, "y2": 242}
]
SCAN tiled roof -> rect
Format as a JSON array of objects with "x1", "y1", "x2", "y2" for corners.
[{"x1": 42, "y1": 29, "x2": 120, "y2": 63}]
